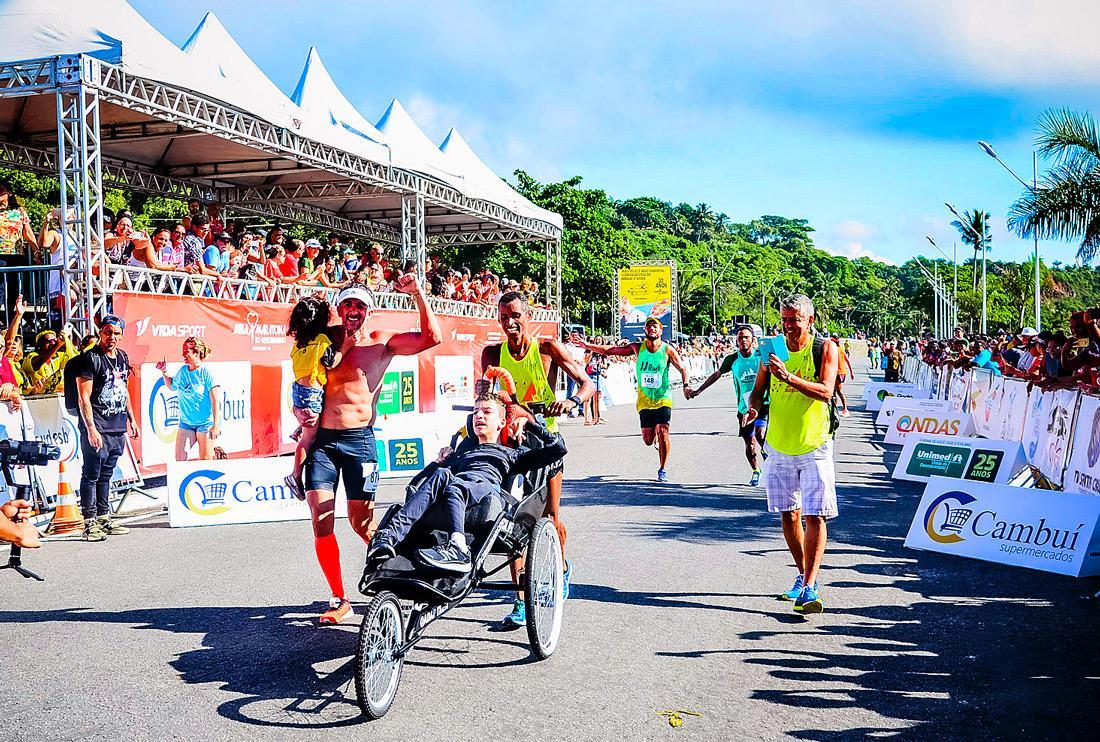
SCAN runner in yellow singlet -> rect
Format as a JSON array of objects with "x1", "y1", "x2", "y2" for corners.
[
  {"x1": 481, "y1": 290, "x2": 595, "y2": 628},
  {"x1": 570, "y1": 317, "x2": 692, "y2": 482}
]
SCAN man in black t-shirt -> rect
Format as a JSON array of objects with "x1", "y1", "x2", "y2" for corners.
[{"x1": 74, "y1": 315, "x2": 139, "y2": 542}]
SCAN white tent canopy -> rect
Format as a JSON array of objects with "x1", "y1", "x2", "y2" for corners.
[
  {"x1": 290, "y1": 47, "x2": 388, "y2": 152},
  {"x1": 440, "y1": 127, "x2": 560, "y2": 226},
  {"x1": 0, "y1": 0, "x2": 563, "y2": 237},
  {"x1": 375, "y1": 98, "x2": 466, "y2": 189}
]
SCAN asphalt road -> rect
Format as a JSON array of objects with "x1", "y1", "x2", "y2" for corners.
[{"x1": 1, "y1": 356, "x2": 1097, "y2": 741}]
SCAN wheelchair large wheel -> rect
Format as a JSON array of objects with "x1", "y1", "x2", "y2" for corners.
[
  {"x1": 354, "y1": 591, "x2": 405, "y2": 720},
  {"x1": 524, "y1": 517, "x2": 564, "y2": 659}
]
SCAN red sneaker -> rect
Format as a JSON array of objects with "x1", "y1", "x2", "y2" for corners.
[{"x1": 319, "y1": 598, "x2": 355, "y2": 625}]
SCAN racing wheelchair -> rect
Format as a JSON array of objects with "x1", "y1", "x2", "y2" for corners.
[{"x1": 354, "y1": 409, "x2": 565, "y2": 719}]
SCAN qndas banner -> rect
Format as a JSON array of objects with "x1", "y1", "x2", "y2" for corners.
[
  {"x1": 617, "y1": 264, "x2": 674, "y2": 342},
  {"x1": 904, "y1": 476, "x2": 1100, "y2": 577}
]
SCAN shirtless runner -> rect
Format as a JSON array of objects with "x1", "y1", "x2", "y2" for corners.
[
  {"x1": 304, "y1": 277, "x2": 442, "y2": 624},
  {"x1": 481, "y1": 291, "x2": 595, "y2": 628}
]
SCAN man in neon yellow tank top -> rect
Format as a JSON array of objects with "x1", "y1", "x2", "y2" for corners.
[
  {"x1": 482, "y1": 291, "x2": 595, "y2": 628},
  {"x1": 747, "y1": 294, "x2": 839, "y2": 615},
  {"x1": 571, "y1": 317, "x2": 692, "y2": 482}
]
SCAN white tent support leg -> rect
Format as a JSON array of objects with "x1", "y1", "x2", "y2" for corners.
[
  {"x1": 543, "y1": 238, "x2": 561, "y2": 313},
  {"x1": 55, "y1": 71, "x2": 105, "y2": 330},
  {"x1": 401, "y1": 192, "x2": 426, "y2": 284}
]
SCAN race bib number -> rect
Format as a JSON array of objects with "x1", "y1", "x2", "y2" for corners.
[
  {"x1": 641, "y1": 372, "x2": 661, "y2": 389},
  {"x1": 362, "y1": 461, "x2": 380, "y2": 493}
]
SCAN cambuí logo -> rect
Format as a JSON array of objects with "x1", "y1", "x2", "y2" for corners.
[
  {"x1": 923, "y1": 491, "x2": 977, "y2": 544},
  {"x1": 178, "y1": 469, "x2": 232, "y2": 517},
  {"x1": 148, "y1": 377, "x2": 179, "y2": 444}
]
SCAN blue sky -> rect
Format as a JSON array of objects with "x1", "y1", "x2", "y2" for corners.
[{"x1": 133, "y1": 0, "x2": 1100, "y2": 266}]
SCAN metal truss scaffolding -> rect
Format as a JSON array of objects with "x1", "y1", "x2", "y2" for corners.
[
  {"x1": 0, "y1": 53, "x2": 564, "y2": 316},
  {"x1": 54, "y1": 63, "x2": 104, "y2": 328}
]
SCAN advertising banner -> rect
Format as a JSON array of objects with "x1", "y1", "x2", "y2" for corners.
[
  {"x1": 1022, "y1": 387, "x2": 1078, "y2": 486},
  {"x1": 893, "y1": 435, "x2": 1027, "y2": 485},
  {"x1": 882, "y1": 409, "x2": 976, "y2": 445},
  {"x1": 947, "y1": 368, "x2": 971, "y2": 412},
  {"x1": 167, "y1": 456, "x2": 346, "y2": 528},
  {"x1": 967, "y1": 369, "x2": 1004, "y2": 438},
  {"x1": 864, "y1": 382, "x2": 932, "y2": 412},
  {"x1": 990, "y1": 379, "x2": 1030, "y2": 442},
  {"x1": 113, "y1": 292, "x2": 558, "y2": 475},
  {"x1": 904, "y1": 476, "x2": 1100, "y2": 577},
  {"x1": 617, "y1": 264, "x2": 675, "y2": 342},
  {"x1": 21, "y1": 395, "x2": 141, "y2": 500},
  {"x1": 874, "y1": 397, "x2": 954, "y2": 428},
  {"x1": 1063, "y1": 394, "x2": 1100, "y2": 496}
]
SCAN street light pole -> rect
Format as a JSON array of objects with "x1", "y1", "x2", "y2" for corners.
[
  {"x1": 946, "y1": 202, "x2": 987, "y2": 333},
  {"x1": 978, "y1": 140, "x2": 1042, "y2": 331}
]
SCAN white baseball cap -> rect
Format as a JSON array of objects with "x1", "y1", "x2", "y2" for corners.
[
  {"x1": 337, "y1": 285, "x2": 372, "y2": 306},
  {"x1": 1019, "y1": 326, "x2": 1038, "y2": 337}
]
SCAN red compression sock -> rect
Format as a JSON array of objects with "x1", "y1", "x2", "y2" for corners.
[{"x1": 314, "y1": 534, "x2": 345, "y2": 600}]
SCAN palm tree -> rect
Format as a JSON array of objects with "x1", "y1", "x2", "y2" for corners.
[
  {"x1": 1009, "y1": 108, "x2": 1100, "y2": 262},
  {"x1": 951, "y1": 209, "x2": 991, "y2": 289}
]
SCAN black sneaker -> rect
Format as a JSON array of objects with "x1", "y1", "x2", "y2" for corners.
[
  {"x1": 366, "y1": 540, "x2": 396, "y2": 564},
  {"x1": 418, "y1": 543, "x2": 472, "y2": 573}
]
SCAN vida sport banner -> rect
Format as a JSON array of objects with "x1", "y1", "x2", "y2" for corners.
[
  {"x1": 617, "y1": 264, "x2": 675, "y2": 342},
  {"x1": 905, "y1": 477, "x2": 1100, "y2": 577},
  {"x1": 893, "y1": 435, "x2": 1026, "y2": 486}
]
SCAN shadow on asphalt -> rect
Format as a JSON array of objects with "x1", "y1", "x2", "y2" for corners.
[
  {"x1": 564, "y1": 425, "x2": 1100, "y2": 739},
  {"x1": 0, "y1": 601, "x2": 537, "y2": 729}
]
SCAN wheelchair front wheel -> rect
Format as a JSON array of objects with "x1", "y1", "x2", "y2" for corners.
[
  {"x1": 524, "y1": 517, "x2": 564, "y2": 659},
  {"x1": 355, "y1": 591, "x2": 405, "y2": 720}
]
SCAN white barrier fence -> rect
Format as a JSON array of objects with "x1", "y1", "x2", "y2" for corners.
[{"x1": 893, "y1": 356, "x2": 1100, "y2": 576}]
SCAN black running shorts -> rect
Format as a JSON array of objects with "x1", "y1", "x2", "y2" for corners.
[
  {"x1": 638, "y1": 406, "x2": 672, "y2": 429},
  {"x1": 304, "y1": 426, "x2": 379, "y2": 501}
]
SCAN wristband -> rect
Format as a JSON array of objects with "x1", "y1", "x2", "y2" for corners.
[{"x1": 568, "y1": 394, "x2": 583, "y2": 407}]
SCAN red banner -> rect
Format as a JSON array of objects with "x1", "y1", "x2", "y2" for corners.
[{"x1": 111, "y1": 292, "x2": 558, "y2": 474}]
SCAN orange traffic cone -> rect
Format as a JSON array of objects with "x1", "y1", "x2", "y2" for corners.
[{"x1": 46, "y1": 458, "x2": 83, "y2": 535}]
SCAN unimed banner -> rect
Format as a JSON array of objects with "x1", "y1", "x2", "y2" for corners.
[
  {"x1": 113, "y1": 292, "x2": 558, "y2": 475},
  {"x1": 905, "y1": 476, "x2": 1100, "y2": 577},
  {"x1": 893, "y1": 435, "x2": 1026, "y2": 486},
  {"x1": 617, "y1": 264, "x2": 674, "y2": 342}
]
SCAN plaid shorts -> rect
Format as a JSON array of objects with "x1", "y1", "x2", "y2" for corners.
[{"x1": 762, "y1": 439, "x2": 838, "y2": 518}]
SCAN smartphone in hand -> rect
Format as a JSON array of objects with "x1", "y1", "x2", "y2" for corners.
[{"x1": 765, "y1": 335, "x2": 790, "y2": 363}]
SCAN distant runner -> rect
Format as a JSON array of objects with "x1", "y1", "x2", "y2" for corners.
[
  {"x1": 571, "y1": 318, "x2": 692, "y2": 482},
  {"x1": 688, "y1": 325, "x2": 767, "y2": 486},
  {"x1": 832, "y1": 335, "x2": 854, "y2": 417}
]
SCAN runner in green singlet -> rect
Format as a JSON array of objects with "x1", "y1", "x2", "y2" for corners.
[
  {"x1": 689, "y1": 325, "x2": 768, "y2": 485},
  {"x1": 481, "y1": 291, "x2": 595, "y2": 628},
  {"x1": 570, "y1": 317, "x2": 692, "y2": 482}
]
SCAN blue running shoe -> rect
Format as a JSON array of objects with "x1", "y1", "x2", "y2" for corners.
[
  {"x1": 502, "y1": 598, "x2": 526, "y2": 628},
  {"x1": 562, "y1": 560, "x2": 571, "y2": 600},
  {"x1": 780, "y1": 574, "x2": 804, "y2": 601},
  {"x1": 794, "y1": 583, "x2": 823, "y2": 614},
  {"x1": 657, "y1": 468, "x2": 668, "y2": 483},
  {"x1": 749, "y1": 470, "x2": 761, "y2": 487}
]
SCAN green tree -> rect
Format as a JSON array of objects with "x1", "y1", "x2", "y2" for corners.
[
  {"x1": 950, "y1": 209, "x2": 992, "y2": 289},
  {"x1": 1008, "y1": 108, "x2": 1100, "y2": 262}
]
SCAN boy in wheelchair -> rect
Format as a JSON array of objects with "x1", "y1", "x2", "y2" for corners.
[{"x1": 367, "y1": 381, "x2": 567, "y2": 574}]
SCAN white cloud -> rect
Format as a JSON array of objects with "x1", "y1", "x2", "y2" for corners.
[{"x1": 825, "y1": 240, "x2": 897, "y2": 265}]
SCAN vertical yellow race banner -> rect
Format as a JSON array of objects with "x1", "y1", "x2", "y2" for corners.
[{"x1": 617, "y1": 263, "x2": 675, "y2": 341}]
